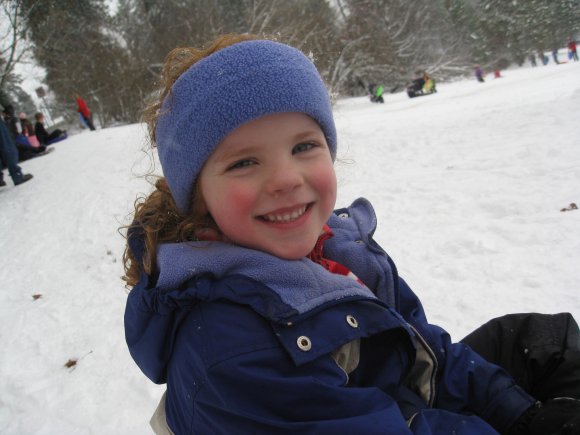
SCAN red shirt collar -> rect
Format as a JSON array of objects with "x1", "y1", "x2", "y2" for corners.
[{"x1": 307, "y1": 224, "x2": 333, "y2": 264}]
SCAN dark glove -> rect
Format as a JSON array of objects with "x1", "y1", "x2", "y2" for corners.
[{"x1": 508, "y1": 398, "x2": 580, "y2": 435}]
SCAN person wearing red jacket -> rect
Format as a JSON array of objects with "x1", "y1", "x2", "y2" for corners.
[
  {"x1": 568, "y1": 39, "x2": 578, "y2": 62},
  {"x1": 75, "y1": 94, "x2": 96, "y2": 130}
]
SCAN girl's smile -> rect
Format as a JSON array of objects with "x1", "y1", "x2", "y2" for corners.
[
  {"x1": 199, "y1": 112, "x2": 337, "y2": 259},
  {"x1": 259, "y1": 203, "x2": 310, "y2": 224}
]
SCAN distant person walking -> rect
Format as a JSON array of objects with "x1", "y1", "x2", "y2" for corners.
[
  {"x1": 529, "y1": 53, "x2": 537, "y2": 67},
  {"x1": 568, "y1": 39, "x2": 578, "y2": 62},
  {"x1": 0, "y1": 116, "x2": 33, "y2": 187},
  {"x1": 552, "y1": 49, "x2": 560, "y2": 65},
  {"x1": 474, "y1": 65, "x2": 485, "y2": 82},
  {"x1": 75, "y1": 94, "x2": 96, "y2": 131}
]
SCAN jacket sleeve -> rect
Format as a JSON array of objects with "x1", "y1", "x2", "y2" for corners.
[
  {"x1": 165, "y1": 298, "x2": 499, "y2": 435},
  {"x1": 396, "y1": 277, "x2": 535, "y2": 433}
]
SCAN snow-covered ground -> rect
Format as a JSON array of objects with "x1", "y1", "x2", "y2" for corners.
[{"x1": 1, "y1": 60, "x2": 579, "y2": 434}]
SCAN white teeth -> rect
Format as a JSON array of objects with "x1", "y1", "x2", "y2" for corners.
[{"x1": 264, "y1": 205, "x2": 307, "y2": 223}]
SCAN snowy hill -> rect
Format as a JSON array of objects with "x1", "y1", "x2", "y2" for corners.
[{"x1": 1, "y1": 62, "x2": 579, "y2": 434}]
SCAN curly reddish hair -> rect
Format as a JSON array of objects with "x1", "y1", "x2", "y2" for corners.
[{"x1": 122, "y1": 33, "x2": 263, "y2": 288}]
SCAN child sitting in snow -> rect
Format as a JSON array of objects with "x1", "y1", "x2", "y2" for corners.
[
  {"x1": 34, "y1": 113, "x2": 67, "y2": 146},
  {"x1": 1, "y1": 105, "x2": 48, "y2": 161},
  {"x1": 406, "y1": 72, "x2": 436, "y2": 98},
  {"x1": 369, "y1": 83, "x2": 384, "y2": 103},
  {"x1": 123, "y1": 34, "x2": 580, "y2": 434},
  {"x1": 18, "y1": 112, "x2": 40, "y2": 148},
  {"x1": 422, "y1": 72, "x2": 436, "y2": 93}
]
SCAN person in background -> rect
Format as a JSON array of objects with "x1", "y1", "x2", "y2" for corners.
[
  {"x1": 370, "y1": 83, "x2": 384, "y2": 103},
  {"x1": 0, "y1": 114, "x2": 33, "y2": 187},
  {"x1": 123, "y1": 34, "x2": 580, "y2": 435},
  {"x1": 568, "y1": 39, "x2": 578, "y2": 62},
  {"x1": 74, "y1": 94, "x2": 96, "y2": 131},
  {"x1": 2, "y1": 104, "x2": 21, "y2": 138},
  {"x1": 422, "y1": 72, "x2": 436, "y2": 93},
  {"x1": 538, "y1": 49, "x2": 549, "y2": 65},
  {"x1": 406, "y1": 72, "x2": 426, "y2": 98},
  {"x1": 34, "y1": 113, "x2": 67, "y2": 146},
  {"x1": 2, "y1": 105, "x2": 47, "y2": 161},
  {"x1": 475, "y1": 65, "x2": 485, "y2": 82},
  {"x1": 552, "y1": 48, "x2": 560, "y2": 65},
  {"x1": 19, "y1": 112, "x2": 40, "y2": 148}
]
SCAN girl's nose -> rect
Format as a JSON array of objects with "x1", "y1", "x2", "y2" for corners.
[{"x1": 265, "y1": 162, "x2": 304, "y2": 196}]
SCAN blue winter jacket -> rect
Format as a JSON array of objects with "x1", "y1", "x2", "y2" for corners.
[{"x1": 125, "y1": 198, "x2": 534, "y2": 434}]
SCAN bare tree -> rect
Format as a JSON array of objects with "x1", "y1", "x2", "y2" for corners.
[
  {"x1": 17, "y1": 0, "x2": 151, "y2": 126},
  {"x1": 115, "y1": 0, "x2": 342, "y2": 101},
  {"x1": 0, "y1": 0, "x2": 31, "y2": 91},
  {"x1": 14, "y1": 0, "x2": 566, "y2": 125}
]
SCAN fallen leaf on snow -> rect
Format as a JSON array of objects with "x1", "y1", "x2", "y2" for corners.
[{"x1": 64, "y1": 359, "x2": 77, "y2": 369}]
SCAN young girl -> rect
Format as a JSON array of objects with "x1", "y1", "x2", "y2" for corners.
[
  {"x1": 19, "y1": 112, "x2": 40, "y2": 147},
  {"x1": 123, "y1": 34, "x2": 579, "y2": 434},
  {"x1": 34, "y1": 112, "x2": 67, "y2": 146}
]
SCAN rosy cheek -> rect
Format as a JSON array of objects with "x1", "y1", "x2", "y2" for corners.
[
  {"x1": 210, "y1": 184, "x2": 257, "y2": 232},
  {"x1": 224, "y1": 184, "x2": 256, "y2": 213},
  {"x1": 314, "y1": 166, "x2": 337, "y2": 196}
]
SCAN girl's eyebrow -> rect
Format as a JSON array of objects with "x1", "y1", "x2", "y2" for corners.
[
  {"x1": 293, "y1": 129, "x2": 325, "y2": 142},
  {"x1": 212, "y1": 144, "x2": 261, "y2": 163}
]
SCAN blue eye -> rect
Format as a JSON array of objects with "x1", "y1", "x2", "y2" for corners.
[
  {"x1": 228, "y1": 159, "x2": 255, "y2": 170},
  {"x1": 293, "y1": 142, "x2": 316, "y2": 154}
]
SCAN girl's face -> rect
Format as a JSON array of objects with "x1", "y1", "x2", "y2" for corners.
[{"x1": 199, "y1": 112, "x2": 337, "y2": 260}]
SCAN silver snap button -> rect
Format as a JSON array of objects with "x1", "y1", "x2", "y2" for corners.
[
  {"x1": 296, "y1": 336, "x2": 312, "y2": 351},
  {"x1": 355, "y1": 240, "x2": 364, "y2": 244},
  {"x1": 338, "y1": 212, "x2": 349, "y2": 218},
  {"x1": 346, "y1": 315, "x2": 358, "y2": 328}
]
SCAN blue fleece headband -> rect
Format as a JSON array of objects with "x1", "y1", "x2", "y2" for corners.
[{"x1": 155, "y1": 40, "x2": 337, "y2": 214}]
